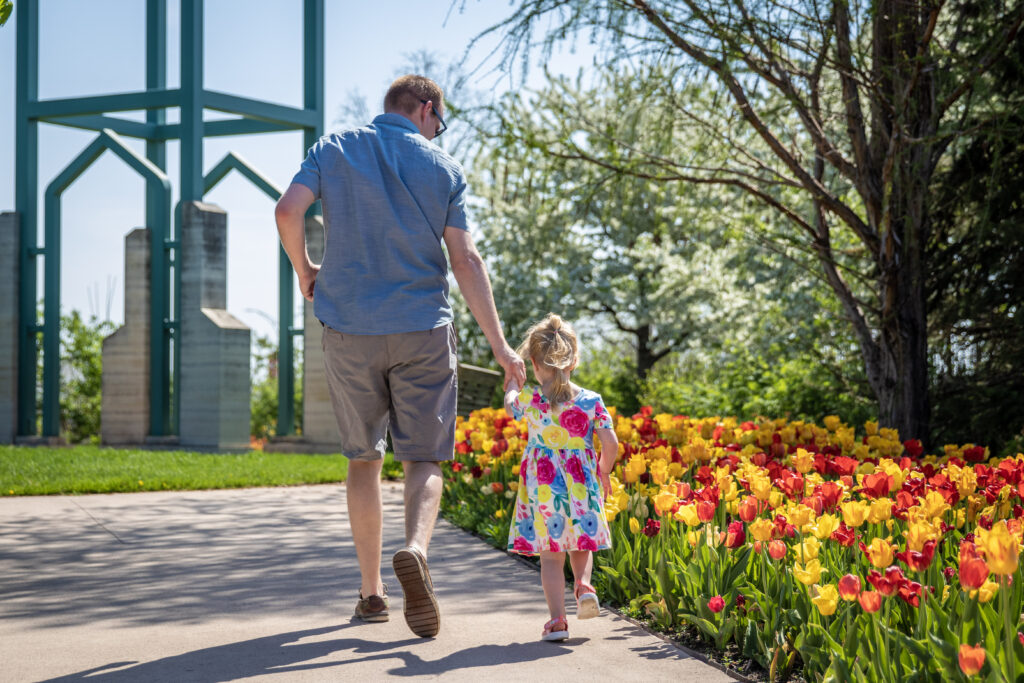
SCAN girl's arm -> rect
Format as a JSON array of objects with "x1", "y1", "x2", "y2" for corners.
[{"x1": 595, "y1": 427, "x2": 619, "y2": 496}]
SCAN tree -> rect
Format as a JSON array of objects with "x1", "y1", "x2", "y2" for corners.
[
  {"x1": 0, "y1": 1, "x2": 12, "y2": 27},
  {"x1": 477, "y1": 0, "x2": 1024, "y2": 440},
  {"x1": 470, "y1": 69, "x2": 733, "y2": 382},
  {"x1": 58, "y1": 312, "x2": 115, "y2": 443}
]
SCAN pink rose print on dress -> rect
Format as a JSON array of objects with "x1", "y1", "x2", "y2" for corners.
[
  {"x1": 531, "y1": 391, "x2": 550, "y2": 411},
  {"x1": 577, "y1": 535, "x2": 598, "y2": 551},
  {"x1": 536, "y1": 456, "x2": 556, "y2": 485},
  {"x1": 566, "y1": 455, "x2": 586, "y2": 483},
  {"x1": 559, "y1": 406, "x2": 590, "y2": 438},
  {"x1": 514, "y1": 536, "x2": 535, "y2": 554},
  {"x1": 548, "y1": 539, "x2": 561, "y2": 552}
]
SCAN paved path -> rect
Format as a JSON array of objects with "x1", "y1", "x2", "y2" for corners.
[{"x1": 0, "y1": 485, "x2": 732, "y2": 682}]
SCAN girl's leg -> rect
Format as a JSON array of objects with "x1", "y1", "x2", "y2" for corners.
[
  {"x1": 568, "y1": 550, "x2": 593, "y2": 587},
  {"x1": 539, "y1": 550, "x2": 567, "y2": 618}
]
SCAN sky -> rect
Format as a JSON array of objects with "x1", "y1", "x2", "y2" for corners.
[{"x1": 0, "y1": 0, "x2": 594, "y2": 341}]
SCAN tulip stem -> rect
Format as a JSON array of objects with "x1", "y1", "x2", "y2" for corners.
[{"x1": 1001, "y1": 575, "x2": 1014, "y2": 682}]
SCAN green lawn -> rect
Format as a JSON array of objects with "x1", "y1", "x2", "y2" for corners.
[{"x1": 0, "y1": 446, "x2": 403, "y2": 496}]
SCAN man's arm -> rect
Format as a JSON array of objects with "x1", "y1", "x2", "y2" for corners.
[
  {"x1": 443, "y1": 227, "x2": 526, "y2": 390},
  {"x1": 275, "y1": 183, "x2": 318, "y2": 302}
]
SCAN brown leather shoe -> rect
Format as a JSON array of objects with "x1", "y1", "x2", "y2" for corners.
[
  {"x1": 392, "y1": 546, "x2": 440, "y2": 637},
  {"x1": 354, "y1": 584, "x2": 389, "y2": 622}
]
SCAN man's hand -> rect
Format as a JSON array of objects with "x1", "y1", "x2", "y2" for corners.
[
  {"x1": 299, "y1": 263, "x2": 320, "y2": 302},
  {"x1": 496, "y1": 344, "x2": 526, "y2": 392}
]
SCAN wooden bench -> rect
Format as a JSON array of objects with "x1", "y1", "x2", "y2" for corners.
[{"x1": 457, "y1": 363, "x2": 502, "y2": 417}]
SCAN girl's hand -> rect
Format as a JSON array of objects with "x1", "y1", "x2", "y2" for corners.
[{"x1": 598, "y1": 465, "x2": 612, "y2": 498}]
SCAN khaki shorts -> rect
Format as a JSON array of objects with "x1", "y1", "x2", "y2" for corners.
[{"x1": 321, "y1": 323, "x2": 457, "y2": 462}]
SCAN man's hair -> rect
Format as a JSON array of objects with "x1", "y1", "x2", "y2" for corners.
[{"x1": 384, "y1": 75, "x2": 444, "y2": 116}]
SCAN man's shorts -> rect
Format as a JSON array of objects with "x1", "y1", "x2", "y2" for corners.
[{"x1": 321, "y1": 323, "x2": 457, "y2": 462}]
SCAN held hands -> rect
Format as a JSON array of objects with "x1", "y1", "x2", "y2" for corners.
[
  {"x1": 496, "y1": 344, "x2": 526, "y2": 392},
  {"x1": 298, "y1": 262, "x2": 320, "y2": 302}
]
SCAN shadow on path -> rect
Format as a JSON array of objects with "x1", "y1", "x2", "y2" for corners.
[{"x1": 41, "y1": 624, "x2": 575, "y2": 682}]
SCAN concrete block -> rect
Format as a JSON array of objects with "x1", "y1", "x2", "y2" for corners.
[
  {"x1": 178, "y1": 202, "x2": 251, "y2": 451},
  {"x1": 0, "y1": 212, "x2": 18, "y2": 443},
  {"x1": 101, "y1": 228, "x2": 151, "y2": 445}
]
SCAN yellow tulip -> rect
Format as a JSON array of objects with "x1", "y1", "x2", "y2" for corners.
[
  {"x1": 864, "y1": 538, "x2": 895, "y2": 569},
  {"x1": 795, "y1": 536, "x2": 820, "y2": 562},
  {"x1": 810, "y1": 583, "x2": 839, "y2": 616},
  {"x1": 750, "y1": 476, "x2": 773, "y2": 501},
  {"x1": 794, "y1": 559, "x2": 824, "y2": 586},
  {"x1": 840, "y1": 500, "x2": 869, "y2": 528},
  {"x1": 787, "y1": 504, "x2": 815, "y2": 531},
  {"x1": 654, "y1": 490, "x2": 677, "y2": 516},
  {"x1": 823, "y1": 415, "x2": 841, "y2": 431},
  {"x1": 977, "y1": 521, "x2": 1020, "y2": 576},
  {"x1": 970, "y1": 579, "x2": 1000, "y2": 603},
  {"x1": 922, "y1": 490, "x2": 950, "y2": 519},
  {"x1": 674, "y1": 505, "x2": 701, "y2": 527},
  {"x1": 867, "y1": 498, "x2": 893, "y2": 524},
  {"x1": 629, "y1": 517, "x2": 641, "y2": 535},
  {"x1": 791, "y1": 448, "x2": 815, "y2": 474},
  {"x1": 749, "y1": 518, "x2": 774, "y2": 542},
  {"x1": 650, "y1": 459, "x2": 668, "y2": 486},
  {"x1": 812, "y1": 514, "x2": 840, "y2": 540},
  {"x1": 905, "y1": 519, "x2": 939, "y2": 552}
]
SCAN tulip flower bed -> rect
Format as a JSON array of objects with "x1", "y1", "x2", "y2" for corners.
[{"x1": 440, "y1": 406, "x2": 1024, "y2": 681}]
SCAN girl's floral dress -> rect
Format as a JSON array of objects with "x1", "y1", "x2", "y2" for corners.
[{"x1": 506, "y1": 385, "x2": 613, "y2": 555}]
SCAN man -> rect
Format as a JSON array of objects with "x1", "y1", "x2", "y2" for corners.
[{"x1": 275, "y1": 75, "x2": 525, "y2": 638}]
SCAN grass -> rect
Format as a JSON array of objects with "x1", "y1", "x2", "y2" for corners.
[{"x1": 0, "y1": 445, "x2": 405, "y2": 496}]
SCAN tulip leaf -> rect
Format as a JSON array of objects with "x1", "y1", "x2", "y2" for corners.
[{"x1": 678, "y1": 612, "x2": 718, "y2": 640}]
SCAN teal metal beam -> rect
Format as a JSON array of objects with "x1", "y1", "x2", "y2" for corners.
[
  {"x1": 180, "y1": 0, "x2": 204, "y2": 202},
  {"x1": 203, "y1": 152, "x2": 283, "y2": 201},
  {"x1": 274, "y1": 0, "x2": 325, "y2": 437},
  {"x1": 148, "y1": 0, "x2": 171, "y2": 436},
  {"x1": 39, "y1": 115, "x2": 158, "y2": 139},
  {"x1": 152, "y1": 118, "x2": 297, "y2": 141},
  {"x1": 16, "y1": 0, "x2": 40, "y2": 436},
  {"x1": 26, "y1": 89, "x2": 182, "y2": 119},
  {"x1": 41, "y1": 130, "x2": 172, "y2": 436},
  {"x1": 204, "y1": 90, "x2": 320, "y2": 128}
]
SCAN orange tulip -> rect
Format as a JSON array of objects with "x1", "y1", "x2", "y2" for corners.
[
  {"x1": 958, "y1": 644, "x2": 985, "y2": 676},
  {"x1": 858, "y1": 590, "x2": 882, "y2": 613},
  {"x1": 768, "y1": 540, "x2": 787, "y2": 560},
  {"x1": 738, "y1": 495, "x2": 759, "y2": 522}
]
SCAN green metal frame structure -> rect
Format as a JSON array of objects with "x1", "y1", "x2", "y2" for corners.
[{"x1": 14, "y1": 0, "x2": 323, "y2": 438}]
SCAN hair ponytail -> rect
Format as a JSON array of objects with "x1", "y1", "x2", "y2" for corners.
[{"x1": 517, "y1": 313, "x2": 579, "y2": 407}]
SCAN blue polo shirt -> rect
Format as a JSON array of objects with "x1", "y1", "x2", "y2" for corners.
[{"x1": 291, "y1": 113, "x2": 469, "y2": 335}]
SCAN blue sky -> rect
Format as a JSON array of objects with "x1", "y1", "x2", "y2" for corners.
[{"x1": 0, "y1": 0, "x2": 592, "y2": 340}]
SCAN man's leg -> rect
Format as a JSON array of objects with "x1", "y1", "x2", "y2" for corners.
[
  {"x1": 347, "y1": 459, "x2": 385, "y2": 597},
  {"x1": 402, "y1": 460, "x2": 443, "y2": 554}
]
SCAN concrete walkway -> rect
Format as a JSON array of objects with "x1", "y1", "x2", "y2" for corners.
[{"x1": 0, "y1": 485, "x2": 733, "y2": 682}]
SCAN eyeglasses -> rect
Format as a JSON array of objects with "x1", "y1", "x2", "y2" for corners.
[{"x1": 419, "y1": 99, "x2": 447, "y2": 137}]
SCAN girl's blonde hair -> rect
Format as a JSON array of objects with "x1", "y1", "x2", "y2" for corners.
[{"x1": 516, "y1": 313, "x2": 579, "y2": 406}]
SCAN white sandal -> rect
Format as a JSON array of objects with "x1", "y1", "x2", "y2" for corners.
[
  {"x1": 575, "y1": 580, "x2": 600, "y2": 620},
  {"x1": 541, "y1": 616, "x2": 569, "y2": 641}
]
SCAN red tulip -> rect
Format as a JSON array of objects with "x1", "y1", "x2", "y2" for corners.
[
  {"x1": 896, "y1": 539, "x2": 937, "y2": 572},
  {"x1": 838, "y1": 574, "x2": 861, "y2": 601},
  {"x1": 960, "y1": 556, "x2": 990, "y2": 590},
  {"x1": 708, "y1": 595, "x2": 725, "y2": 613},
  {"x1": 830, "y1": 522, "x2": 857, "y2": 547},
  {"x1": 860, "y1": 472, "x2": 892, "y2": 499},
  {"x1": 696, "y1": 500, "x2": 716, "y2": 523},
  {"x1": 725, "y1": 521, "x2": 746, "y2": 549},
  {"x1": 643, "y1": 519, "x2": 661, "y2": 538},
  {"x1": 858, "y1": 590, "x2": 882, "y2": 613}
]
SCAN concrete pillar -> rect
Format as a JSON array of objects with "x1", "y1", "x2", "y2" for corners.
[
  {"x1": 178, "y1": 201, "x2": 251, "y2": 451},
  {"x1": 301, "y1": 214, "x2": 340, "y2": 447},
  {"x1": 101, "y1": 228, "x2": 151, "y2": 445},
  {"x1": 0, "y1": 212, "x2": 19, "y2": 443}
]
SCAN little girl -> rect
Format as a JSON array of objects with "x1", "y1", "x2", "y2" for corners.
[{"x1": 504, "y1": 314, "x2": 619, "y2": 642}]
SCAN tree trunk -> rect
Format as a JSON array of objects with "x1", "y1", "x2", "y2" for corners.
[{"x1": 865, "y1": 0, "x2": 934, "y2": 442}]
